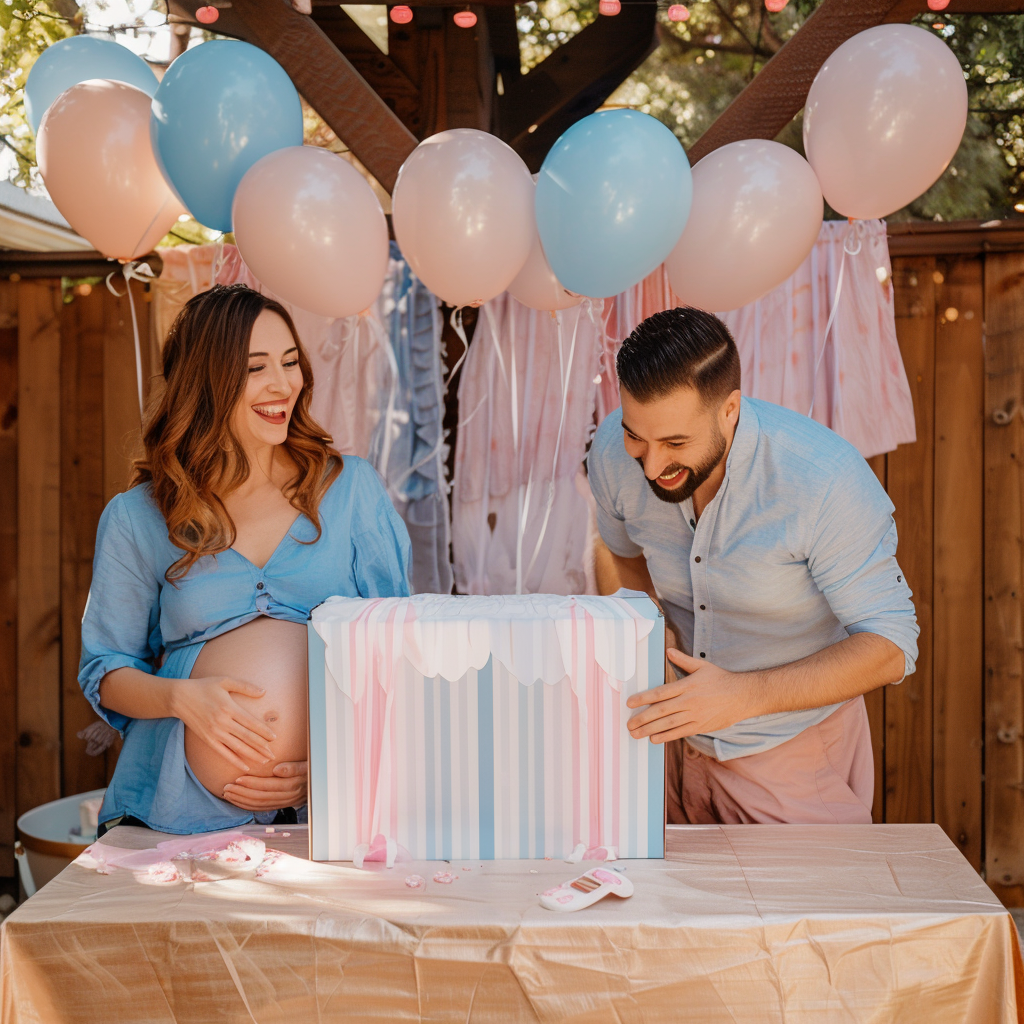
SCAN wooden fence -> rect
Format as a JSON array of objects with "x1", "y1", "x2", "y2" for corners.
[
  {"x1": 0, "y1": 256, "x2": 158, "y2": 878},
  {"x1": 2, "y1": 224, "x2": 1024, "y2": 902}
]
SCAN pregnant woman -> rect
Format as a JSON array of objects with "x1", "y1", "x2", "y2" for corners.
[{"x1": 79, "y1": 284, "x2": 411, "y2": 836}]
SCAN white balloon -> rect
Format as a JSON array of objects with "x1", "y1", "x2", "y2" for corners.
[
  {"x1": 392, "y1": 129, "x2": 534, "y2": 308},
  {"x1": 508, "y1": 180, "x2": 582, "y2": 311},
  {"x1": 667, "y1": 140, "x2": 823, "y2": 312},
  {"x1": 803, "y1": 24, "x2": 967, "y2": 219},
  {"x1": 232, "y1": 146, "x2": 388, "y2": 319}
]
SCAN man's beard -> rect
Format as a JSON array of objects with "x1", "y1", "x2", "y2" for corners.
[{"x1": 639, "y1": 425, "x2": 728, "y2": 504}]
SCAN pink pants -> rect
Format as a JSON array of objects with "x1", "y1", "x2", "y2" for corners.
[{"x1": 666, "y1": 696, "x2": 875, "y2": 825}]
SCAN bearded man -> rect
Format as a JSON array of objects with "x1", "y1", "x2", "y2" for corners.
[{"x1": 587, "y1": 306, "x2": 919, "y2": 824}]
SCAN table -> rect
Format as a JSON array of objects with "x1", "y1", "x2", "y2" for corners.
[{"x1": 1, "y1": 823, "x2": 1021, "y2": 1023}]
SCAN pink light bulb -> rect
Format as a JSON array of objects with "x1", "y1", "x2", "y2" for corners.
[
  {"x1": 195, "y1": 5, "x2": 219, "y2": 23},
  {"x1": 764, "y1": 0, "x2": 788, "y2": 11},
  {"x1": 390, "y1": 4, "x2": 413, "y2": 23},
  {"x1": 927, "y1": 0, "x2": 950, "y2": 9},
  {"x1": 668, "y1": 4, "x2": 690, "y2": 21},
  {"x1": 599, "y1": 0, "x2": 621, "y2": 14},
  {"x1": 453, "y1": 9, "x2": 477, "y2": 27}
]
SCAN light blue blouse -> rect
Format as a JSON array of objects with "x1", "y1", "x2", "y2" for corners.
[{"x1": 79, "y1": 455, "x2": 412, "y2": 834}]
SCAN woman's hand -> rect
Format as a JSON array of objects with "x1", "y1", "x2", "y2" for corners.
[
  {"x1": 223, "y1": 761, "x2": 308, "y2": 811},
  {"x1": 171, "y1": 676, "x2": 277, "y2": 773}
]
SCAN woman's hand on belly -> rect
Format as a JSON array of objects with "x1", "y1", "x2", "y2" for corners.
[
  {"x1": 223, "y1": 760, "x2": 308, "y2": 811},
  {"x1": 171, "y1": 676, "x2": 277, "y2": 773}
]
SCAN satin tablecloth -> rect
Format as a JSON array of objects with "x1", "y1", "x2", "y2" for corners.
[{"x1": 1, "y1": 823, "x2": 1020, "y2": 1023}]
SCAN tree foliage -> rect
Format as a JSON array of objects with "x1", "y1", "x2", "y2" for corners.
[
  {"x1": 0, "y1": 0, "x2": 76, "y2": 187},
  {"x1": 515, "y1": 0, "x2": 1024, "y2": 221}
]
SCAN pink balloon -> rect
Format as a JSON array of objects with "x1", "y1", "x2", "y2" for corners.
[
  {"x1": 666, "y1": 140, "x2": 823, "y2": 312},
  {"x1": 507, "y1": 181, "x2": 581, "y2": 311},
  {"x1": 392, "y1": 129, "x2": 533, "y2": 308},
  {"x1": 37, "y1": 79, "x2": 185, "y2": 260},
  {"x1": 803, "y1": 24, "x2": 967, "y2": 219},
  {"x1": 232, "y1": 146, "x2": 388, "y2": 318}
]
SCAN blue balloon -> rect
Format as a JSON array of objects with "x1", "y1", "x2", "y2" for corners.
[
  {"x1": 536, "y1": 110, "x2": 692, "y2": 299},
  {"x1": 151, "y1": 40, "x2": 303, "y2": 232},
  {"x1": 25, "y1": 36, "x2": 158, "y2": 133}
]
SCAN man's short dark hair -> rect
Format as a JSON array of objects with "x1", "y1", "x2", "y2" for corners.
[{"x1": 616, "y1": 307, "x2": 741, "y2": 406}]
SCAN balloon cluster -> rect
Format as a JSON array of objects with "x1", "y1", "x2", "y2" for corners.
[{"x1": 28, "y1": 24, "x2": 967, "y2": 319}]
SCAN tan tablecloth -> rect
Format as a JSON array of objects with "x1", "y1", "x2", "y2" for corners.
[{"x1": 1, "y1": 823, "x2": 1020, "y2": 1023}]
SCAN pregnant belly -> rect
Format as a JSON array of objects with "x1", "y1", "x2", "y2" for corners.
[{"x1": 185, "y1": 616, "x2": 308, "y2": 798}]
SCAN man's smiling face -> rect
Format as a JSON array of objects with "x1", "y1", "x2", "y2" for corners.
[{"x1": 619, "y1": 384, "x2": 735, "y2": 504}]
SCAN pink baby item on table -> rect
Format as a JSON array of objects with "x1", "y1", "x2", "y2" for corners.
[
  {"x1": 539, "y1": 866, "x2": 634, "y2": 912},
  {"x1": 307, "y1": 593, "x2": 665, "y2": 863}
]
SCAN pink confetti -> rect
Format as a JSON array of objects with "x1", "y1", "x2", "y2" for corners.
[
  {"x1": 265, "y1": 827, "x2": 276, "y2": 834},
  {"x1": 462, "y1": 866, "x2": 471, "y2": 871},
  {"x1": 281, "y1": 832, "x2": 291, "y2": 838},
  {"x1": 405, "y1": 874, "x2": 425, "y2": 889},
  {"x1": 432, "y1": 871, "x2": 457, "y2": 884}
]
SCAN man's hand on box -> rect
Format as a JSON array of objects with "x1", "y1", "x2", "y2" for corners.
[
  {"x1": 222, "y1": 760, "x2": 308, "y2": 811},
  {"x1": 626, "y1": 650, "x2": 750, "y2": 744}
]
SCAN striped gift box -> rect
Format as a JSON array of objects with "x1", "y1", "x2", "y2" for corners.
[{"x1": 308, "y1": 594, "x2": 665, "y2": 862}]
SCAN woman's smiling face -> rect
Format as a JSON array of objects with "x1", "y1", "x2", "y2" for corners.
[{"x1": 231, "y1": 310, "x2": 304, "y2": 450}]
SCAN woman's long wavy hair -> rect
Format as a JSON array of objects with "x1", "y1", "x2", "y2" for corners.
[{"x1": 132, "y1": 284, "x2": 341, "y2": 582}]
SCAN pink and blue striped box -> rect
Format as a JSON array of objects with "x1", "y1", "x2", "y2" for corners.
[{"x1": 308, "y1": 594, "x2": 665, "y2": 862}]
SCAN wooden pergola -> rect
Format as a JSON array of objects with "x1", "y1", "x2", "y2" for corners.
[{"x1": 165, "y1": 0, "x2": 1024, "y2": 192}]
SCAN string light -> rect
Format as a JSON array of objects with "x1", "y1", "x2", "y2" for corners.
[
  {"x1": 390, "y1": 5, "x2": 413, "y2": 23},
  {"x1": 764, "y1": 0, "x2": 788, "y2": 10},
  {"x1": 599, "y1": 0, "x2": 621, "y2": 14},
  {"x1": 927, "y1": 0, "x2": 950, "y2": 9},
  {"x1": 195, "y1": 5, "x2": 219, "y2": 23},
  {"x1": 454, "y1": 9, "x2": 477, "y2": 27},
  {"x1": 667, "y1": 4, "x2": 690, "y2": 21}
]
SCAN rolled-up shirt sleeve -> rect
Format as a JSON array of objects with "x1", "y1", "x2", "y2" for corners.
[
  {"x1": 587, "y1": 434, "x2": 644, "y2": 559},
  {"x1": 78, "y1": 494, "x2": 161, "y2": 731},
  {"x1": 807, "y1": 454, "x2": 920, "y2": 680}
]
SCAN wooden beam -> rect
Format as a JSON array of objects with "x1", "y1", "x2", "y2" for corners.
[
  {"x1": 171, "y1": 0, "x2": 418, "y2": 192},
  {"x1": 888, "y1": 220, "x2": 1024, "y2": 257},
  {"x1": 688, "y1": 0, "x2": 909, "y2": 164},
  {"x1": 310, "y1": 6, "x2": 424, "y2": 136},
  {"x1": 885, "y1": 0, "x2": 1024, "y2": 17},
  {"x1": 388, "y1": 6, "x2": 496, "y2": 136},
  {"x1": 497, "y1": 4, "x2": 657, "y2": 171}
]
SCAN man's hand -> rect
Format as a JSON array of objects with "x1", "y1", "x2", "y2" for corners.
[
  {"x1": 222, "y1": 760, "x2": 308, "y2": 812},
  {"x1": 626, "y1": 650, "x2": 754, "y2": 744}
]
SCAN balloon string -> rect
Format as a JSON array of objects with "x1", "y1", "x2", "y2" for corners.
[
  {"x1": 524, "y1": 305, "x2": 580, "y2": 585},
  {"x1": 106, "y1": 260, "x2": 156, "y2": 418},
  {"x1": 807, "y1": 222, "x2": 859, "y2": 420},
  {"x1": 365, "y1": 312, "x2": 400, "y2": 492},
  {"x1": 445, "y1": 306, "x2": 470, "y2": 385}
]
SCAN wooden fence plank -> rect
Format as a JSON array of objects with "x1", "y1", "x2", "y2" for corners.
[
  {"x1": 103, "y1": 282, "x2": 149, "y2": 503},
  {"x1": 0, "y1": 282, "x2": 18, "y2": 875},
  {"x1": 984, "y1": 251, "x2": 1024, "y2": 901},
  {"x1": 61, "y1": 289, "x2": 110, "y2": 797},
  {"x1": 886, "y1": 258, "x2": 935, "y2": 824},
  {"x1": 865, "y1": 454, "x2": 887, "y2": 822},
  {"x1": 16, "y1": 282, "x2": 63, "y2": 817},
  {"x1": 933, "y1": 256, "x2": 985, "y2": 870}
]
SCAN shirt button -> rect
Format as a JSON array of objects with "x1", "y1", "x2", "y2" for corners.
[
  {"x1": 897, "y1": 575, "x2": 902, "y2": 582},
  {"x1": 690, "y1": 519, "x2": 696, "y2": 528},
  {"x1": 694, "y1": 556, "x2": 701, "y2": 563},
  {"x1": 256, "y1": 582, "x2": 264, "y2": 590},
  {"x1": 700, "y1": 652, "x2": 706, "y2": 658},
  {"x1": 700, "y1": 604, "x2": 706, "y2": 610}
]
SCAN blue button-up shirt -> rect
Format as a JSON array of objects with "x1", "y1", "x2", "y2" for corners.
[
  {"x1": 587, "y1": 397, "x2": 919, "y2": 760},
  {"x1": 79, "y1": 455, "x2": 411, "y2": 834}
]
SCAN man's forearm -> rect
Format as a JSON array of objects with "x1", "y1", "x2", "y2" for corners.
[{"x1": 742, "y1": 632, "x2": 905, "y2": 717}]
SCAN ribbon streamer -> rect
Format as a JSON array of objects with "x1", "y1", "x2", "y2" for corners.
[
  {"x1": 106, "y1": 259, "x2": 156, "y2": 418},
  {"x1": 808, "y1": 221, "x2": 861, "y2": 420}
]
